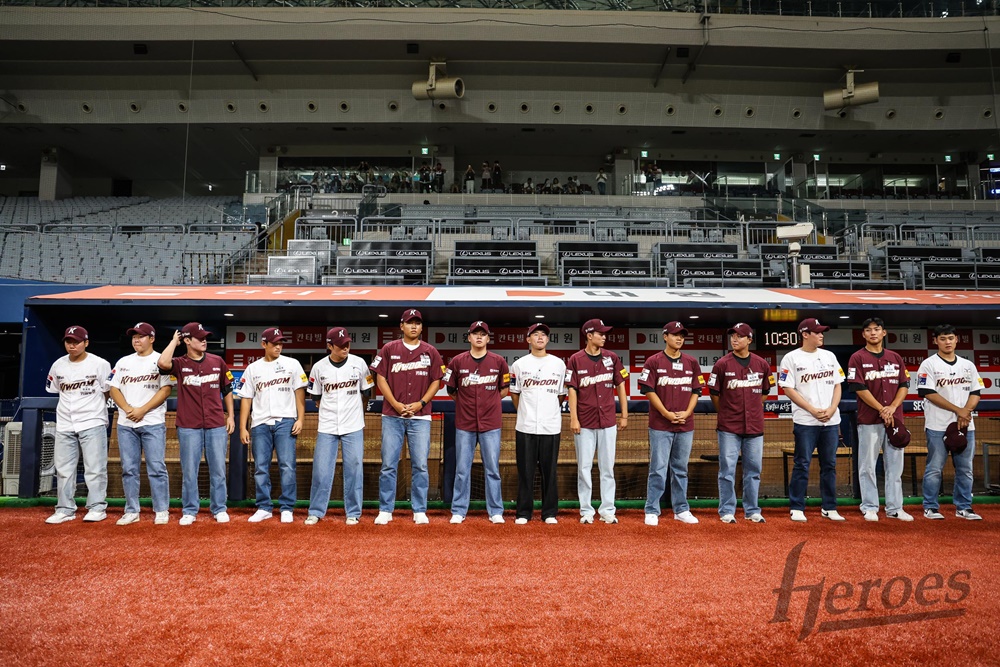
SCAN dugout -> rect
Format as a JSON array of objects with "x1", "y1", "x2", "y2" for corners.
[{"x1": 13, "y1": 285, "x2": 1000, "y2": 505}]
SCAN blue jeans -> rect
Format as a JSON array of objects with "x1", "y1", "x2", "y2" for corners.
[
  {"x1": 789, "y1": 423, "x2": 839, "y2": 511},
  {"x1": 379, "y1": 416, "x2": 431, "y2": 513},
  {"x1": 252, "y1": 418, "x2": 298, "y2": 512},
  {"x1": 452, "y1": 428, "x2": 503, "y2": 517},
  {"x1": 118, "y1": 423, "x2": 169, "y2": 514},
  {"x1": 53, "y1": 425, "x2": 108, "y2": 516},
  {"x1": 309, "y1": 430, "x2": 365, "y2": 519},
  {"x1": 178, "y1": 426, "x2": 228, "y2": 516},
  {"x1": 923, "y1": 428, "x2": 976, "y2": 511},
  {"x1": 857, "y1": 423, "x2": 904, "y2": 514},
  {"x1": 645, "y1": 429, "x2": 694, "y2": 515},
  {"x1": 717, "y1": 431, "x2": 763, "y2": 517}
]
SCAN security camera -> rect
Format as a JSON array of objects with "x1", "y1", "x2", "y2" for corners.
[{"x1": 776, "y1": 222, "x2": 814, "y2": 242}]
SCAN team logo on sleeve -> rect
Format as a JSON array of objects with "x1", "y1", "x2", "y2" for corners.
[
  {"x1": 308, "y1": 376, "x2": 316, "y2": 391},
  {"x1": 917, "y1": 373, "x2": 928, "y2": 387},
  {"x1": 564, "y1": 370, "x2": 573, "y2": 383},
  {"x1": 365, "y1": 373, "x2": 374, "y2": 385},
  {"x1": 779, "y1": 368, "x2": 789, "y2": 382},
  {"x1": 371, "y1": 355, "x2": 382, "y2": 369},
  {"x1": 509, "y1": 372, "x2": 517, "y2": 387},
  {"x1": 108, "y1": 370, "x2": 116, "y2": 381},
  {"x1": 768, "y1": 374, "x2": 776, "y2": 387},
  {"x1": 698, "y1": 374, "x2": 706, "y2": 385},
  {"x1": 638, "y1": 369, "x2": 650, "y2": 383},
  {"x1": 502, "y1": 373, "x2": 510, "y2": 384},
  {"x1": 978, "y1": 377, "x2": 986, "y2": 388},
  {"x1": 707, "y1": 373, "x2": 717, "y2": 387},
  {"x1": 300, "y1": 373, "x2": 308, "y2": 383},
  {"x1": 847, "y1": 367, "x2": 856, "y2": 381},
  {"x1": 442, "y1": 368, "x2": 453, "y2": 383},
  {"x1": 904, "y1": 369, "x2": 910, "y2": 379},
  {"x1": 619, "y1": 368, "x2": 629, "y2": 379},
  {"x1": 837, "y1": 368, "x2": 845, "y2": 378},
  {"x1": 46, "y1": 374, "x2": 54, "y2": 390}
]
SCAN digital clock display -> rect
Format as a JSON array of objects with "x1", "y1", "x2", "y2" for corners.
[{"x1": 763, "y1": 331, "x2": 799, "y2": 347}]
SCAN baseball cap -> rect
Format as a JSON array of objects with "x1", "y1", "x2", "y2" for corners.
[
  {"x1": 662, "y1": 321, "x2": 688, "y2": 336},
  {"x1": 527, "y1": 323, "x2": 550, "y2": 336},
  {"x1": 944, "y1": 422, "x2": 968, "y2": 454},
  {"x1": 582, "y1": 319, "x2": 613, "y2": 335},
  {"x1": 727, "y1": 322, "x2": 754, "y2": 338},
  {"x1": 798, "y1": 318, "x2": 830, "y2": 334},
  {"x1": 181, "y1": 322, "x2": 210, "y2": 341},
  {"x1": 63, "y1": 326, "x2": 88, "y2": 342},
  {"x1": 468, "y1": 320, "x2": 491, "y2": 335},
  {"x1": 401, "y1": 308, "x2": 423, "y2": 323},
  {"x1": 326, "y1": 327, "x2": 352, "y2": 347},
  {"x1": 261, "y1": 327, "x2": 288, "y2": 344},
  {"x1": 126, "y1": 322, "x2": 155, "y2": 337},
  {"x1": 885, "y1": 421, "x2": 911, "y2": 449}
]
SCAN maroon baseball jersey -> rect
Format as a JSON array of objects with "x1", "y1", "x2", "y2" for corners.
[
  {"x1": 638, "y1": 351, "x2": 704, "y2": 433},
  {"x1": 371, "y1": 339, "x2": 445, "y2": 417},
  {"x1": 707, "y1": 352, "x2": 773, "y2": 436},
  {"x1": 847, "y1": 348, "x2": 909, "y2": 425},
  {"x1": 444, "y1": 351, "x2": 510, "y2": 432},
  {"x1": 566, "y1": 349, "x2": 628, "y2": 430},
  {"x1": 166, "y1": 353, "x2": 233, "y2": 429}
]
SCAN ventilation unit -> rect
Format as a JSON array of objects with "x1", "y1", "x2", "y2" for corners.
[{"x1": 2, "y1": 422, "x2": 56, "y2": 495}]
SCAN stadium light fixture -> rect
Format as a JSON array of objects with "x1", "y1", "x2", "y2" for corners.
[
  {"x1": 0, "y1": 164, "x2": 5, "y2": 171},
  {"x1": 823, "y1": 69, "x2": 879, "y2": 111},
  {"x1": 412, "y1": 60, "x2": 464, "y2": 100}
]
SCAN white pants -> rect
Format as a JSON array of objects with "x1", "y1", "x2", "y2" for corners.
[
  {"x1": 53, "y1": 425, "x2": 108, "y2": 515},
  {"x1": 575, "y1": 426, "x2": 617, "y2": 519},
  {"x1": 857, "y1": 423, "x2": 905, "y2": 514}
]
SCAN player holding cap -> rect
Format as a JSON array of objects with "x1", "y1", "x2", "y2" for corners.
[
  {"x1": 237, "y1": 327, "x2": 308, "y2": 524},
  {"x1": 44, "y1": 326, "x2": 113, "y2": 524},
  {"x1": 566, "y1": 318, "x2": 629, "y2": 524},
  {"x1": 510, "y1": 323, "x2": 566, "y2": 524},
  {"x1": 640, "y1": 321, "x2": 704, "y2": 526},
  {"x1": 444, "y1": 321, "x2": 510, "y2": 524},
  {"x1": 847, "y1": 317, "x2": 912, "y2": 522},
  {"x1": 109, "y1": 322, "x2": 175, "y2": 525},
  {"x1": 780, "y1": 317, "x2": 846, "y2": 522},
  {"x1": 306, "y1": 327, "x2": 374, "y2": 525},
  {"x1": 707, "y1": 323, "x2": 773, "y2": 524},
  {"x1": 371, "y1": 308, "x2": 444, "y2": 525},
  {"x1": 158, "y1": 322, "x2": 235, "y2": 525}
]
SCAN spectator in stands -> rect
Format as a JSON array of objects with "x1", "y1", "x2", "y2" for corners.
[
  {"x1": 780, "y1": 318, "x2": 846, "y2": 522},
  {"x1": 596, "y1": 168, "x2": 608, "y2": 195},
  {"x1": 523, "y1": 178, "x2": 535, "y2": 194},
  {"x1": 44, "y1": 326, "x2": 112, "y2": 525},
  {"x1": 848, "y1": 317, "x2": 912, "y2": 522},
  {"x1": 306, "y1": 327, "x2": 374, "y2": 525},
  {"x1": 445, "y1": 321, "x2": 510, "y2": 524},
  {"x1": 566, "y1": 319, "x2": 629, "y2": 524},
  {"x1": 565, "y1": 176, "x2": 578, "y2": 195},
  {"x1": 492, "y1": 161, "x2": 503, "y2": 192},
  {"x1": 109, "y1": 322, "x2": 174, "y2": 526},
  {"x1": 400, "y1": 169, "x2": 412, "y2": 193},
  {"x1": 434, "y1": 162, "x2": 446, "y2": 193},
  {"x1": 389, "y1": 171, "x2": 401, "y2": 193},
  {"x1": 918, "y1": 324, "x2": 983, "y2": 520},
  {"x1": 371, "y1": 309, "x2": 444, "y2": 525},
  {"x1": 481, "y1": 162, "x2": 492, "y2": 192},
  {"x1": 157, "y1": 323, "x2": 235, "y2": 526},
  {"x1": 540, "y1": 179, "x2": 551, "y2": 194},
  {"x1": 640, "y1": 321, "x2": 703, "y2": 526},
  {"x1": 464, "y1": 165, "x2": 476, "y2": 194},
  {"x1": 551, "y1": 177, "x2": 561, "y2": 194},
  {"x1": 708, "y1": 323, "x2": 773, "y2": 524},
  {"x1": 237, "y1": 327, "x2": 308, "y2": 524},
  {"x1": 418, "y1": 162, "x2": 432, "y2": 194},
  {"x1": 510, "y1": 323, "x2": 566, "y2": 525}
]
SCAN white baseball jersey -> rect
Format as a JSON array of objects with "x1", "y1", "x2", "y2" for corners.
[
  {"x1": 46, "y1": 353, "x2": 112, "y2": 433},
  {"x1": 778, "y1": 348, "x2": 845, "y2": 427},
  {"x1": 236, "y1": 355, "x2": 308, "y2": 428},
  {"x1": 916, "y1": 354, "x2": 983, "y2": 431},
  {"x1": 110, "y1": 352, "x2": 176, "y2": 428},
  {"x1": 509, "y1": 353, "x2": 567, "y2": 436},
  {"x1": 308, "y1": 354, "x2": 374, "y2": 436}
]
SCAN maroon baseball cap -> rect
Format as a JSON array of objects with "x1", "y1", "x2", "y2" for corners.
[
  {"x1": 944, "y1": 422, "x2": 968, "y2": 453},
  {"x1": 798, "y1": 318, "x2": 830, "y2": 334},
  {"x1": 468, "y1": 320, "x2": 491, "y2": 335},
  {"x1": 401, "y1": 308, "x2": 423, "y2": 323},
  {"x1": 126, "y1": 322, "x2": 155, "y2": 337},
  {"x1": 181, "y1": 322, "x2": 210, "y2": 340},
  {"x1": 261, "y1": 327, "x2": 288, "y2": 344},
  {"x1": 662, "y1": 321, "x2": 688, "y2": 336},
  {"x1": 326, "y1": 327, "x2": 352, "y2": 347},
  {"x1": 885, "y1": 421, "x2": 911, "y2": 449},
  {"x1": 63, "y1": 326, "x2": 88, "y2": 342},
  {"x1": 582, "y1": 319, "x2": 612, "y2": 335},
  {"x1": 527, "y1": 323, "x2": 550, "y2": 336},
  {"x1": 727, "y1": 322, "x2": 754, "y2": 338}
]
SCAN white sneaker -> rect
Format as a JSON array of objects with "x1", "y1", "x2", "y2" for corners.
[
  {"x1": 674, "y1": 511, "x2": 699, "y2": 525},
  {"x1": 489, "y1": 515, "x2": 505, "y2": 524},
  {"x1": 45, "y1": 512, "x2": 75, "y2": 524},
  {"x1": 580, "y1": 515, "x2": 594, "y2": 524},
  {"x1": 346, "y1": 517, "x2": 359, "y2": 526},
  {"x1": 248, "y1": 509, "x2": 273, "y2": 523},
  {"x1": 214, "y1": 511, "x2": 230, "y2": 523},
  {"x1": 280, "y1": 511, "x2": 293, "y2": 524},
  {"x1": 116, "y1": 512, "x2": 140, "y2": 526},
  {"x1": 413, "y1": 512, "x2": 429, "y2": 524},
  {"x1": 599, "y1": 515, "x2": 618, "y2": 524},
  {"x1": 644, "y1": 514, "x2": 659, "y2": 526},
  {"x1": 154, "y1": 511, "x2": 169, "y2": 525},
  {"x1": 790, "y1": 510, "x2": 807, "y2": 522},
  {"x1": 863, "y1": 510, "x2": 879, "y2": 522},
  {"x1": 83, "y1": 510, "x2": 107, "y2": 522},
  {"x1": 887, "y1": 509, "x2": 914, "y2": 522},
  {"x1": 450, "y1": 514, "x2": 465, "y2": 524},
  {"x1": 748, "y1": 513, "x2": 766, "y2": 524},
  {"x1": 515, "y1": 517, "x2": 529, "y2": 525},
  {"x1": 304, "y1": 516, "x2": 319, "y2": 526},
  {"x1": 720, "y1": 514, "x2": 736, "y2": 524},
  {"x1": 957, "y1": 509, "x2": 983, "y2": 520},
  {"x1": 179, "y1": 514, "x2": 196, "y2": 526},
  {"x1": 924, "y1": 508, "x2": 945, "y2": 520},
  {"x1": 374, "y1": 511, "x2": 393, "y2": 525},
  {"x1": 821, "y1": 509, "x2": 846, "y2": 522},
  {"x1": 544, "y1": 517, "x2": 558, "y2": 525}
]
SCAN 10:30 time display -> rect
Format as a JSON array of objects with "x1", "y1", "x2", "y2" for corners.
[{"x1": 762, "y1": 331, "x2": 799, "y2": 347}]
